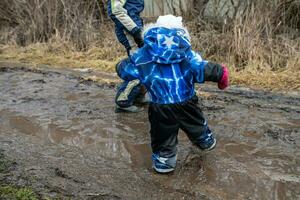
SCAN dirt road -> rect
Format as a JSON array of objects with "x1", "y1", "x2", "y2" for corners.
[{"x1": 0, "y1": 62, "x2": 299, "y2": 199}]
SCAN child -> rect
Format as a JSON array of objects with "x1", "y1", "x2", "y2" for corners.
[
  {"x1": 116, "y1": 15, "x2": 229, "y2": 173},
  {"x1": 108, "y1": 0, "x2": 144, "y2": 56},
  {"x1": 108, "y1": 0, "x2": 146, "y2": 112}
]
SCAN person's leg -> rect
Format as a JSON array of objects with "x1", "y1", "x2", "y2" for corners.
[
  {"x1": 113, "y1": 21, "x2": 139, "y2": 56},
  {"x1": 124, "y1": 32, "x2": 138, "y2": 55},
  {"x1": 149, "y1": 103, "x2": 180, "y2": 173},
  {"x1": 113, "y1": 22, "x2": 131, "y2": 54},
  {"x1": 115, "y1": 80, "x2": 144, "y2": 112},
  {"x1": 178, "y1": 100, "x2": 216, "y2": 151},
  {"x1": 112, "y1": 20, "x2": 147, "y2": 111},
  {"x1": 114, "y1": 60, "x2": 148, "y2": 112}
]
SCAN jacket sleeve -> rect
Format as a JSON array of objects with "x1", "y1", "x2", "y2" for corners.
[
  {"x1": 188, "y1": 51, "x2": 208, "y2": 83},
  {"x1": 189, "y1": 51, "x2": 223, "y2": 83},
  {"x1": 204, "y1": 62, "x2": 224, "y2": 82},
  {"x1": 116, "y1": 58, "x2": 140, "y2": 81},
  {"x1": 110, "y1": 0, "x2": 139, "y2": 33}
]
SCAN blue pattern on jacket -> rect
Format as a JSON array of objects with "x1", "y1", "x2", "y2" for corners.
[{"x1": 117, "y1": 27, "x2": 208, "y2": 104}]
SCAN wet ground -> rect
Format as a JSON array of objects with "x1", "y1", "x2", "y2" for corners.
[{"x1": 0, "y1": 62, "x2": 299, "y2": 200}]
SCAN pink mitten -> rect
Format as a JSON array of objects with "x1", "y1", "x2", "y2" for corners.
[{"x1": 218, "y1": 65, "x2": 229, "y2": 90}]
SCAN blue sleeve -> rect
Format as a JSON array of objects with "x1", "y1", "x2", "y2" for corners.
[
  {"x1": 116, "y1": 58, "x2": 140, "y2": 81},
  {"x1": 188, "y1": 51, "x2": 208, "y2": 83}
]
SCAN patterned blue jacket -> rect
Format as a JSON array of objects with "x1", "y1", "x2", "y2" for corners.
[{"x1": 116, "y1": 27, "x2": 223, "y2": 104}]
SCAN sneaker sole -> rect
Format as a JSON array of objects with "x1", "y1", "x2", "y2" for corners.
[
  {"x1": 202, "y1": 138, "x2": 217, "y2": 151},
  {"x1": 115, "y1": 106, "x2": 143, "y2": 113},
  {"x1": 153, "y1": 165, "x2": 175, "y2": 174}
]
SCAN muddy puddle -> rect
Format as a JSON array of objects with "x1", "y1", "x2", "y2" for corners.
[{"x1": 0, "y1": 62, "x2": 299, "y2": 199}]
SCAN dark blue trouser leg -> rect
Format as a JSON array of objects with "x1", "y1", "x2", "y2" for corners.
[{"x1": 115, "y1": 80, "x2": 142, "y2": 108}]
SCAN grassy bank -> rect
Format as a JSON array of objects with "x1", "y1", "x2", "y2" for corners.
[
  {"x1": 0, "y1": 41, "x2": 299, "y2": 91},
  {"x1": 0, "y1": 0, "x2": 299, "y2": 91}
]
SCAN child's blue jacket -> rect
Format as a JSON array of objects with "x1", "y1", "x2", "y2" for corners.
[{"x1": 117, "y1": 27, "x2": 222, "y2": 104}]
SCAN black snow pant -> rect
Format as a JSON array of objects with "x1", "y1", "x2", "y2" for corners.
[{"x1": 148, "y1": 97, "x2": 212, "y2": 157}]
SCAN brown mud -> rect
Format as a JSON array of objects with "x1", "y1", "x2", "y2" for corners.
[{"x1": 0, "y1": 62, "x2": 299, "y2": 200}]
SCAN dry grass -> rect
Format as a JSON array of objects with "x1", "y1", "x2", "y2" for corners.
[
  {"x1": 0, "y1": 29, "x2": 126, "y2": 72},
  {"x1": 1, "y1": 40, "x2": 299, "y2": 91},
  {"x1": 0, "y1": 0, "x2": 107, "y2": 49},
  {"x1": 0, "y1": 0, "x2": 299, "y2": 91},
  {"x1": 231, "y1": 66, "x2": 300, "y2": 91},
  {"x1": 0, "y1": 43, "x2": 116, "y2": 72},
  {"x1": 187, "y1": 0, "x2": 300, "y2": 91}
]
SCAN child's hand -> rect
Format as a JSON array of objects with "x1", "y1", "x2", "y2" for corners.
[{"x1": 218, "y1": 65, "x2": 229, "y2": 90}]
